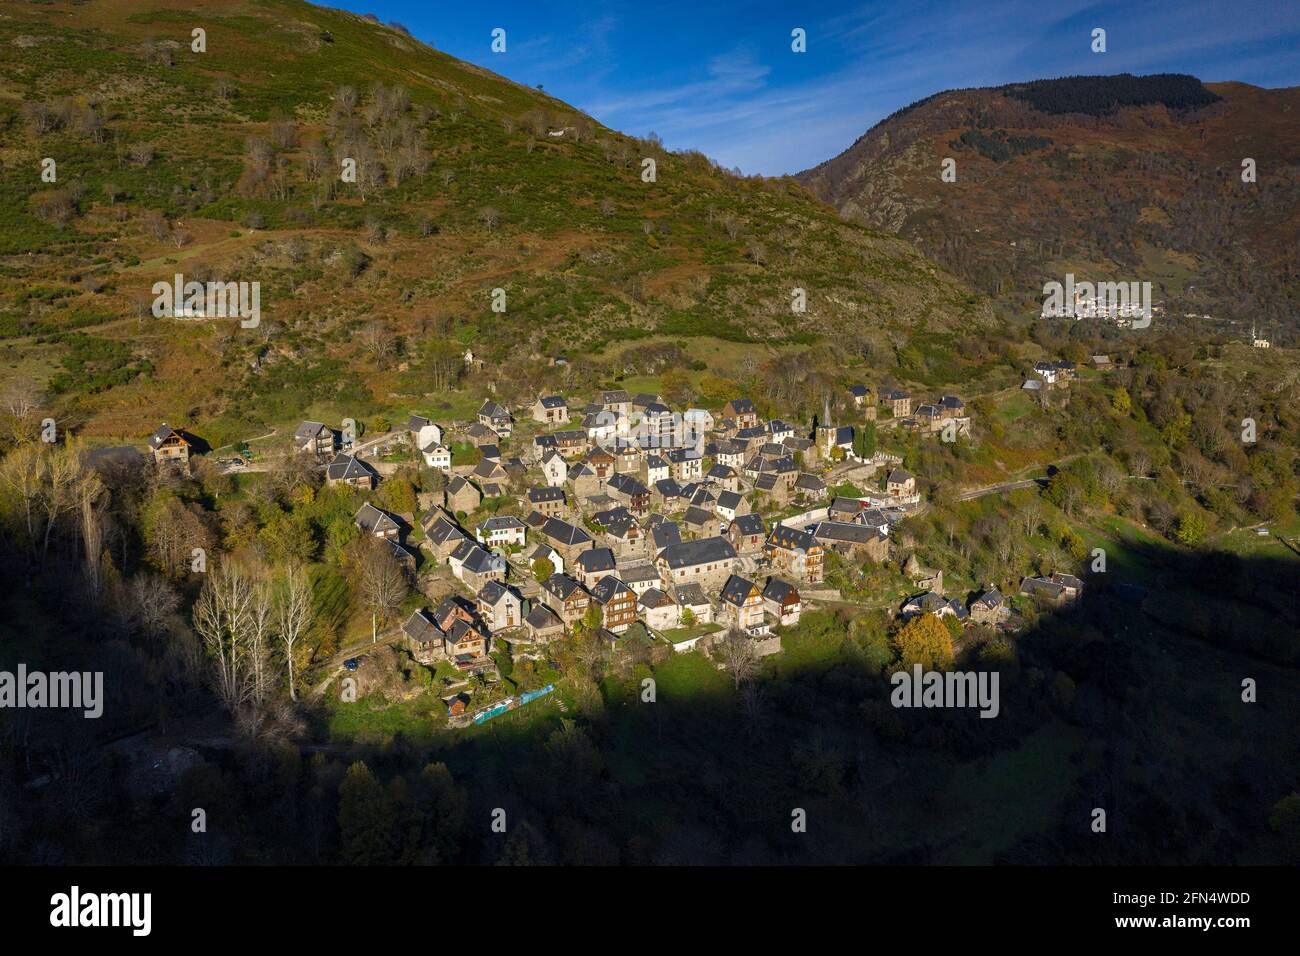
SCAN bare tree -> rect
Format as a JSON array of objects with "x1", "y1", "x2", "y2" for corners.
[
  {"x1": 248, "y1": 577, "x2": 275, "y2": 710},
  {"x1": 360, "y1": 320, "x2": 395, "y2": 366},
  {"x1": 193, "y1": 562, "x2": 256, "y2": 714},
  {"x1": 716, "y1": 628, "x2": 759, "y2": 689},
  {"x1": 478, "y1": 206, "x2": 500, "y2": 231},
  {"x1": 78, "y1": 469, "x2": 105, "y2": 598},
  {"x1": 275, "y1": 564, "x2": 314, "y2": 701},
  {"x1": 116, "y1": 572, "x2": 180, "y2": 641},
  {"x1": 355, "y1": 538, "x2": 407, "y2": 643}
]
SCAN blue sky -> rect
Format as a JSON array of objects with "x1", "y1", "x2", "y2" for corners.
[{"x1": 328, "y1": 0, "x2": 1300, "y2": 175}]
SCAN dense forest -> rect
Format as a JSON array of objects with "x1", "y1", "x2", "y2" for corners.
[{"x1": 1001, "y1": 73, "x2": 1223, "y2": 116}]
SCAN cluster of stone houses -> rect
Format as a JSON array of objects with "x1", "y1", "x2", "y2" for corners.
[
  {"x1": 897, "y1": 567, "x2": 1085, "y2": 631},
  {"x1": 897, "y1": 395, "x2": 971, "y2": 437},
  {"x1": 389, "y1": 389, "x2": 912, "y2": 660}
]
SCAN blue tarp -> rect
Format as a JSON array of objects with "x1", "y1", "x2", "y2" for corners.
[
  {"x1": 471, "y1": 684, "x2": 555, "y2": 725},
  {"x1": 519, "y1": 683, "x2": 556, "y2": 706}
]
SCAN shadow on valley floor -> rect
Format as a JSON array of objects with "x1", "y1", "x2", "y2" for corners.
[{"x1": 2, "y1": 544, "x2": 1297, "y2": 866}]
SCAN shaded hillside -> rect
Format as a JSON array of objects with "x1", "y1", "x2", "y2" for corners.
[
  {"x1": 798, "y1": 74, "x2": 1300, "y2": 340},
  {"x1": 0, "y1": 0, "x2": 986, "y2": 441}
]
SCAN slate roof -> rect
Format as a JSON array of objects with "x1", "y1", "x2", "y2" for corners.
[
  {"x1": 542, "y1": 517, "x2": 592, "y2": 547},
  {"x1": 651, "y1": 522, "x2": 683, "y2": 550},
  {"x1": 767, "y1": 525, "x2": 816, "y2": 552},
  {"x1": 295, "y1": 420, "x2": 329, "y2": 441},
  {"x1": 658, "y1": 536, "x2": 737, "y2": 569},
  {"x1": 590, "y1": 575, "x2": 634, "y2": 605},
  {"x1": 575, "y1": 547, "x2": 617, "y2": 574},
  {"x1": 542, "y1": 573, "x2": 587, "y2": 601},
  {"x1": 762, "y1": 577, "x2": 799, "y2": 604},
  {"x1": 719, "y1": 574, "x2": 758, "y2": 607},
  {"x1": 355, "y1": 502, "x2": 400, "y2": 535},
  {"x1": 326, "y1": 455, "x2": 376, "y2": 481},
  {"x1": 639, "y1": 587, "x2": 676, "y2": 610}
]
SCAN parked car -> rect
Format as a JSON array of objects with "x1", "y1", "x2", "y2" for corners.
[{"x1": 343, "y1": 657, "x2": 361, "y2": 672}]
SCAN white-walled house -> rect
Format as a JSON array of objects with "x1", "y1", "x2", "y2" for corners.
[
  {"x1": 475, "y1": 515, "x2": 527, "y2": 549},
  {"x1": 422, "y1": 443, "x2": 452, "y2": 470},
  {"x1": 542, "y1": 451, "x2": 568, "y2": 487}
]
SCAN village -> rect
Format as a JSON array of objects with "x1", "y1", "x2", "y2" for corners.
[{"x1": 111, "y1": 376, "x2": 1092, "y2": 727}]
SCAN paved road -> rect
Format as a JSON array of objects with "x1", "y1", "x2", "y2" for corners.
[{"x1": 956, "y1": 477, "x2": 1049, "y2": 501}]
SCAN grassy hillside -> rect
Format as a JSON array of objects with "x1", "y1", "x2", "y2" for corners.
[{"x1": 0, "y1": 0, "x2": 988, "y2": 443}]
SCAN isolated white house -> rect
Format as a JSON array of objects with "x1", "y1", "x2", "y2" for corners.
[{"x1": 422, "y1": 443, "x2": 452, "y2": 470}]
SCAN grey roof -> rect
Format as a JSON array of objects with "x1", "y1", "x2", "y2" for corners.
[
  {"x1": 720, "y1": 574, "x2": 758, "y2": 607},
  {"x1": 422, "y1": 512, "x2": 468, "y2": 543},
  {"x1": 477, "y1": 515, "x2": 525, "y2": 532},
  {"x1": 593, "y1": 505, "x2": 635, "y2": 527},
  {"x1": 683, "y1": 505, "x2": 716, "y2": 527},
  {"x1": 575, "y1": 548, "x2": 617, "y2": 573},
  {"x1": 730, "y1": 513, "x2": 766, "y2": 536},
  {"x1": 639, "y1": 587, "x2": 676, "y2": 610},
  {"x1": 478, "y1": 400, "x2": 509, "y2": 419},
  {"x1": 447, "y1": 474, "x2": 478, "y2": 496},
  {"x1": 528, "y1": 486, "x2": 566, "y2": 503},
  {"x1": 538, "y1": 395, "x2": 566, "y2": 408},
  {"x1": 147, "y1": 423, "x2": 184, "y2": 448},
  {"x1": 813, "y1": 520, "x2": 880, "y2": 545},
  {"x1": 717, "y1": 490, "x2": 743, "y2": 511},
  {"x1": 654, "y1": 478, "x2": 684, "y2": 498},
  {"x1": 295, "y1": 420, "x2": 329, "y2": 440},
  {"x1": 590, "y1": 574, "x2": 634, "y2": 605},
  {"x1": 326, "y1": 454, "x2": 375, "y2": 481},
  {"x1": 658, "y1": 536, "x2": 737, "y2": 569},
  {"x1": 620, "y1": 564, "x2": 659, "y2": 585},
  {"x1": 794, "y1": 473, "x2": 826, "y2": 491},
  {"x1": 887, "y1": 468, "x2": 913, "y2": 483},
  {"x1": 608, "y1": 472, "x2": 649, "y2": 497},
  {"x1": 673, "y1": 583, "x2": 709, "y2": 607},
  {"x1": 542, "y1": 517, "x2": 592, "y2": 547},
  {"x1": 477, "y1": 580, "x2": 519, "y2": 606},
  {"x1": 525, "y1": 604, "x2": 563, "y2": 630},
  {"x1": 406, "y1": 415, "x2": 433, "y2": 431},
  {"x1": 403, "y1": 609, "x2": 440, "y2": 643},
  {"x1": 453, "y1": 541, "x2": 504, "y2": 574},
  {"x1": 767, "y1": 524, "x2": 816, "y2": 552},
  {"x1": 762, "y1": 577, "x2": 798, "y2": 603},
  {"x1": 543, "y1": 573, "x2": 587, "y2": 601},
  {"x1": 355, "y1": 502, "x2": 400, "y2": 535},
  {"x1": 651, "y1": 522, "x2": 683, "y2": 550}
]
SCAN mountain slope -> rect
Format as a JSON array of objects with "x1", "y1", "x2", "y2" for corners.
[
  {"x1": 0, "y1": 0, "x2": 988, "y2": 443},
  {"x1": 798, "y1": 74, "x2": 1300, "y2": 339}
]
